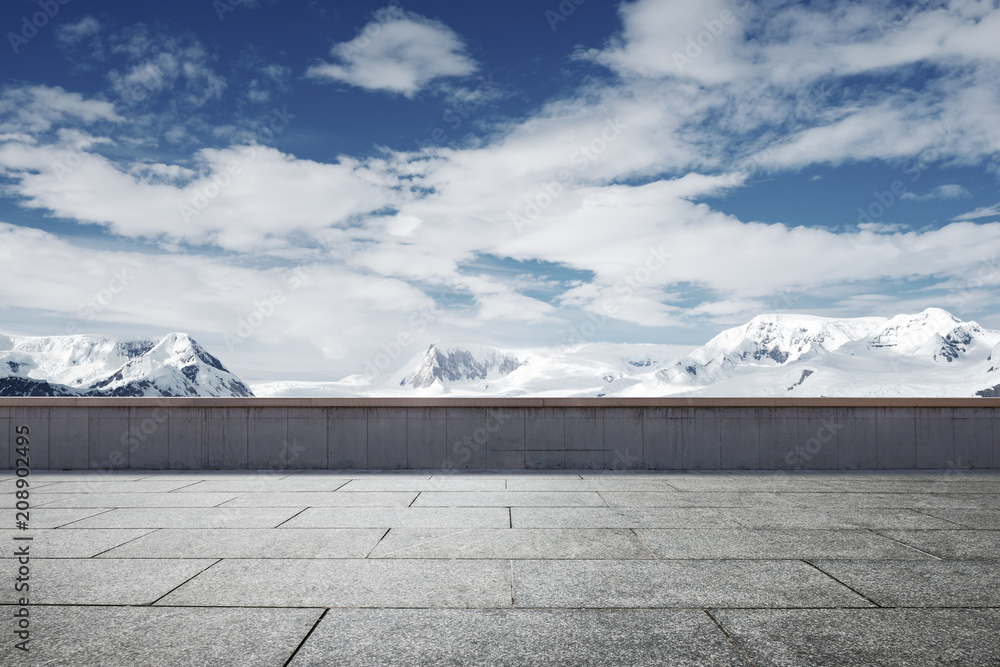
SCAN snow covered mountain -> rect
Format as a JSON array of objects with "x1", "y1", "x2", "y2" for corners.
[
  {"x1": 396, "y1": 343, "x2": 524, "y2": 389},
  {"x1": 252, "y1": 308, "x2": 1000, "y2": 398},
  {"x1": 0, "y1": 332, "x2": 253, "y2": 397},
  {"x1": 658, "y1": 308, "x2": 1000, "y2": 397}
]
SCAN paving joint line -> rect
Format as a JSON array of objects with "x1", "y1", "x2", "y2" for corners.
[
  {"x1": 273, "y1": 507, "x2": 311, "y2": 529},
  {"x1": 283, "y1": 608, "x2": 327, "y2": 667},
  {"x1": 908, "y1": 507, "x2": 975, "y2": 528},
  {"x1": 408, "y1": 491, "x2": 421, "y2": 507},
  {"x1": 165, "y1": 480, "x2": 206, "y2": 493},
  {"x1": 148, "y1": 558, "x2": 223, "y2": 606},
  {"x1": 509, "y1": 560, "x2": 515, "y2": 607},
  {"x1": 365, "y1": 528, "x2": 391, "y2": 558},
  {"x1": 704, "y1": 609, "x2": 757, "y2": 666},
  {"x1": 630, "y1": 527, "x2": 659, "y2": 560},
  {"x1": 867, "y1": 528, "x2": 944, "y2": 560},
  {"x1": 88, "y1": 528, "x2": 160, "y2": 558},
  {"x1": 802, "y1": 559, "x2": 883, "y2": 608},
  {"x1": 51, "y1": 507, "x2": 119, "y2": 529}
]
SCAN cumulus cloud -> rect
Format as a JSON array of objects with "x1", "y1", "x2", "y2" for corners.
[
  {"x1": 307, "y1": 11, "x2": 477, "y2": 96},
  {"x1": 0, "y1": 86, "x2": 121, "y2": 135},
  {"x1": 4, "y1": 0, "x2": 1000, "y2": 373}
]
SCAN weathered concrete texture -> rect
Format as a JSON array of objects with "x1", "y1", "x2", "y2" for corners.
[
  {"x1": 713, "y1": 609, "x2": 1000, "y2": 667},
  {"x1": 511, "y1": 559, "x2": 872, "y2": 608},
  {"x1": 4, "y1": 402, "x2": 1000, "y2": 470},
  {"x1": 290, "y1": 608, "x2": 751, "y2": 667},
  {"x1": 158, "y1": 558, "x2": 513, "y2": 607},
  {"x1": 1, "y1": 469, "x2": 999, "y2": 666},
  {"x1": 25, "y1": 605, "x2": 323, "y2": 667}
]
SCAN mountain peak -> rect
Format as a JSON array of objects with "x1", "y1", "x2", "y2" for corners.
[
  {"x1": 400, "y1": 343, "x2": 524, "y2": 389},
  {"x1": 0, "y1": 331, "x2": 252, "y2": 397}
]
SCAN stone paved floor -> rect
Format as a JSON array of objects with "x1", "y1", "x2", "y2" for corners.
[{"x1": 2, "y1": 470, "x2": 1000, "y2": 666}]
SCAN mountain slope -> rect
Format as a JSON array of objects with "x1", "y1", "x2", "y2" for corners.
[
  {"x1": 252, "y1": 309, "x2": 1000, "y2": 398},
  {"x1": 0, "y1": 332, "x2": 253, "y2": 397}
]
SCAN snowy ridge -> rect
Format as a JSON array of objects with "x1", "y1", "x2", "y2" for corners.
[
  {"x1": 252, "y1": 309, "x2": 1000, "y2": 398},
  {"x1": 396, "y1": 343, "x2": 524, "y2": 389},
  {"x1": 0, "y1": 332, "x2": 252, "y2": 397}
]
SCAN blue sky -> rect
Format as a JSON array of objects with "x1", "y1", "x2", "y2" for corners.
[{"x1": 2, "y1": 0, "x2": 999, "y2": 380}]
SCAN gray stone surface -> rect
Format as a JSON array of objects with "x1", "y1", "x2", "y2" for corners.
[
  {"x1": 159, "y1": 558, "x2": 512, "y2": 607},
  {"x1": 407, "y1": 408, "x2": 447, "y2": 469},
  {"x1": 33, "y1": 480, "x2": 198, "y2": 494},
  {"x1": 642, "y1": 408, "x2": 683, "y2": 470},
  {"x1": 247, "y1": 407, "x2": 288, "y2": 469},
  {"x1": 504, "y1": 476, "x2": 677, "y2": 492},
  {"x1": 512, "y1": 559, "x2": 872, "y2": 608},
  {"x1": 720, "y1": 408, "x2": 760, "y2": 470},
  {"x1": 680, "y1": 411, "x2": 722, "y2": 469},
  {"x1": 340, "y1": 475, "x2": 507, "y2": 491},
  {"x1": 0, "y1": 528, "x2": 152, "y2": 557},
  {"x1": 328, "y1": 410, "x2": 367, "y2": 468},
  {"x1": 760, "y1": 491, "x2": 986, "y2": 509},
  {"x1": 175, "y1": 476, "x2": 351, "y2": 493},
  {"x1": 218, "y1": 490, "x2": 418, "y2": 507},
  {"x1": 1, "y1": 558, "x2": 216, "y2": 604},
  {"x1": 97, "y1": 528, "x2": 386, "y2": 559},
  {"x1": 601, "y1": 491, "x2": 785, "y2": 507},
  {"x1": 0, "y1": 469, "x2": 997, "y2": 665},
  {"x1": 876, "y1": 529, "x2": 1000, "y2": 559},
  {"x1": 38, "y1": 492, "x2": 241, "y2": 508},
  {"x1": 638, "y1": 528, "x2": 932, "y2": 560},
  {"x1": 446, "y1": 413, "x2": 489, "y2": 469},
  {"x1": 12, "y1": 404, "x2": 1000, "y2": 471},
  {"x1": 66, "y1": 507, "x2": 301, "y2": 528},
  {"x1": 206, "y1": 407, "x2": 249, "y2": 469},
  {"x1": 287, "y1": 414, "x2": 329, "y2": 469},
  {"x1": 412, "y1": 491, "x2": 606, "y2": 507},
  {"x1": 876, "y1": 407, "x2": 917, "y2": 469},
  {"x1": 367, "y1": 408, "x2": 407, "y2": 469},
  {"x1": 87, "y1": 407, "x2": 129, "y2": 469},
  {"x1": 280, "y1": 506, "x2": 510, "y2": 528},
  {"x1": 512, "y1": 506, "x2": 742, "y2": 528},
  {"x1": 917, "y1": 508, "x2": 1000, "y2": 529},
  {"x1": 369, "y1": 528, "x2": 653, "y2": 559},
  {"x1": 17, "y1": 605, "x2": 323, "y2": 667},
  {"x1": 719, "y1": 508, "x2": 962, "y2": 529},
  {"x1": 0, "y1": 507, "x2": 114, "y2": 528},
  {"x1": 9, "y1": 407, "x2": 49, "y2": 470},
  {"x1": 290, "y1": 608, "x2": 750, "y2": 667},
  {"x1": 713, "y1": 608, "x2": 1000, "y2": 667},
  {"x1": 603, "y1": 408, "x2": 644, "y2": 470},
  {"x1": 47, "y1": 409, "x2": 90, "y2": 469},
  {"x1": 835, "y1": 406, "x2": 878, "y2": 470},
  {"x1": 0, "y1": 412, "x2": 8, "y2": 470},
  {"x1": 810, "y1": 559, "x2": 1000, "y2": 606}
]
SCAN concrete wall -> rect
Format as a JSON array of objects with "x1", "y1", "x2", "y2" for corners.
[{"x1": 2, "y1": 398, "x2": 998, "y2": 471}]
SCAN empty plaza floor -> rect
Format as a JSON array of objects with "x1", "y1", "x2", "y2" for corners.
[{"x1": 3, "y1": 470, "x2": 1000, "y2": 666}]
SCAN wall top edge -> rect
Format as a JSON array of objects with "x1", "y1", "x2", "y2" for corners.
[{"x1": 0, "y1": 397, "x2": 999, "y2": 408}]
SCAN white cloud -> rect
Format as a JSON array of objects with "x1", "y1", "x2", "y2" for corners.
[
  {"x1": 587, "y1": 0, "x2": 748, "y2": 83},
  {"x1": 0, "y1": 86, "x2": 120, "y2": 135},
  {"x1": 5, "y1": 1, "x2": 1000, "y2": 374},
  {"x1": 307, "y1": 12, "x2": 477, "y2": 97},
  {"x1": 107, "y1": 28, "x2": 227, "y2": 109},
  {"x1": 953, "y1": 203, "x2": 1000, "y2": 221},
  {"x1": 57, "y1": 16, "x2": 101, "y2": 46},
  {"x1": 900, "y1": 184, "x2": 971, "y2": 201}
]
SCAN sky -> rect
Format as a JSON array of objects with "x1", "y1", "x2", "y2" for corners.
[{"x1": 1, "y1": 0, "x2": 999, "y2": 381}]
